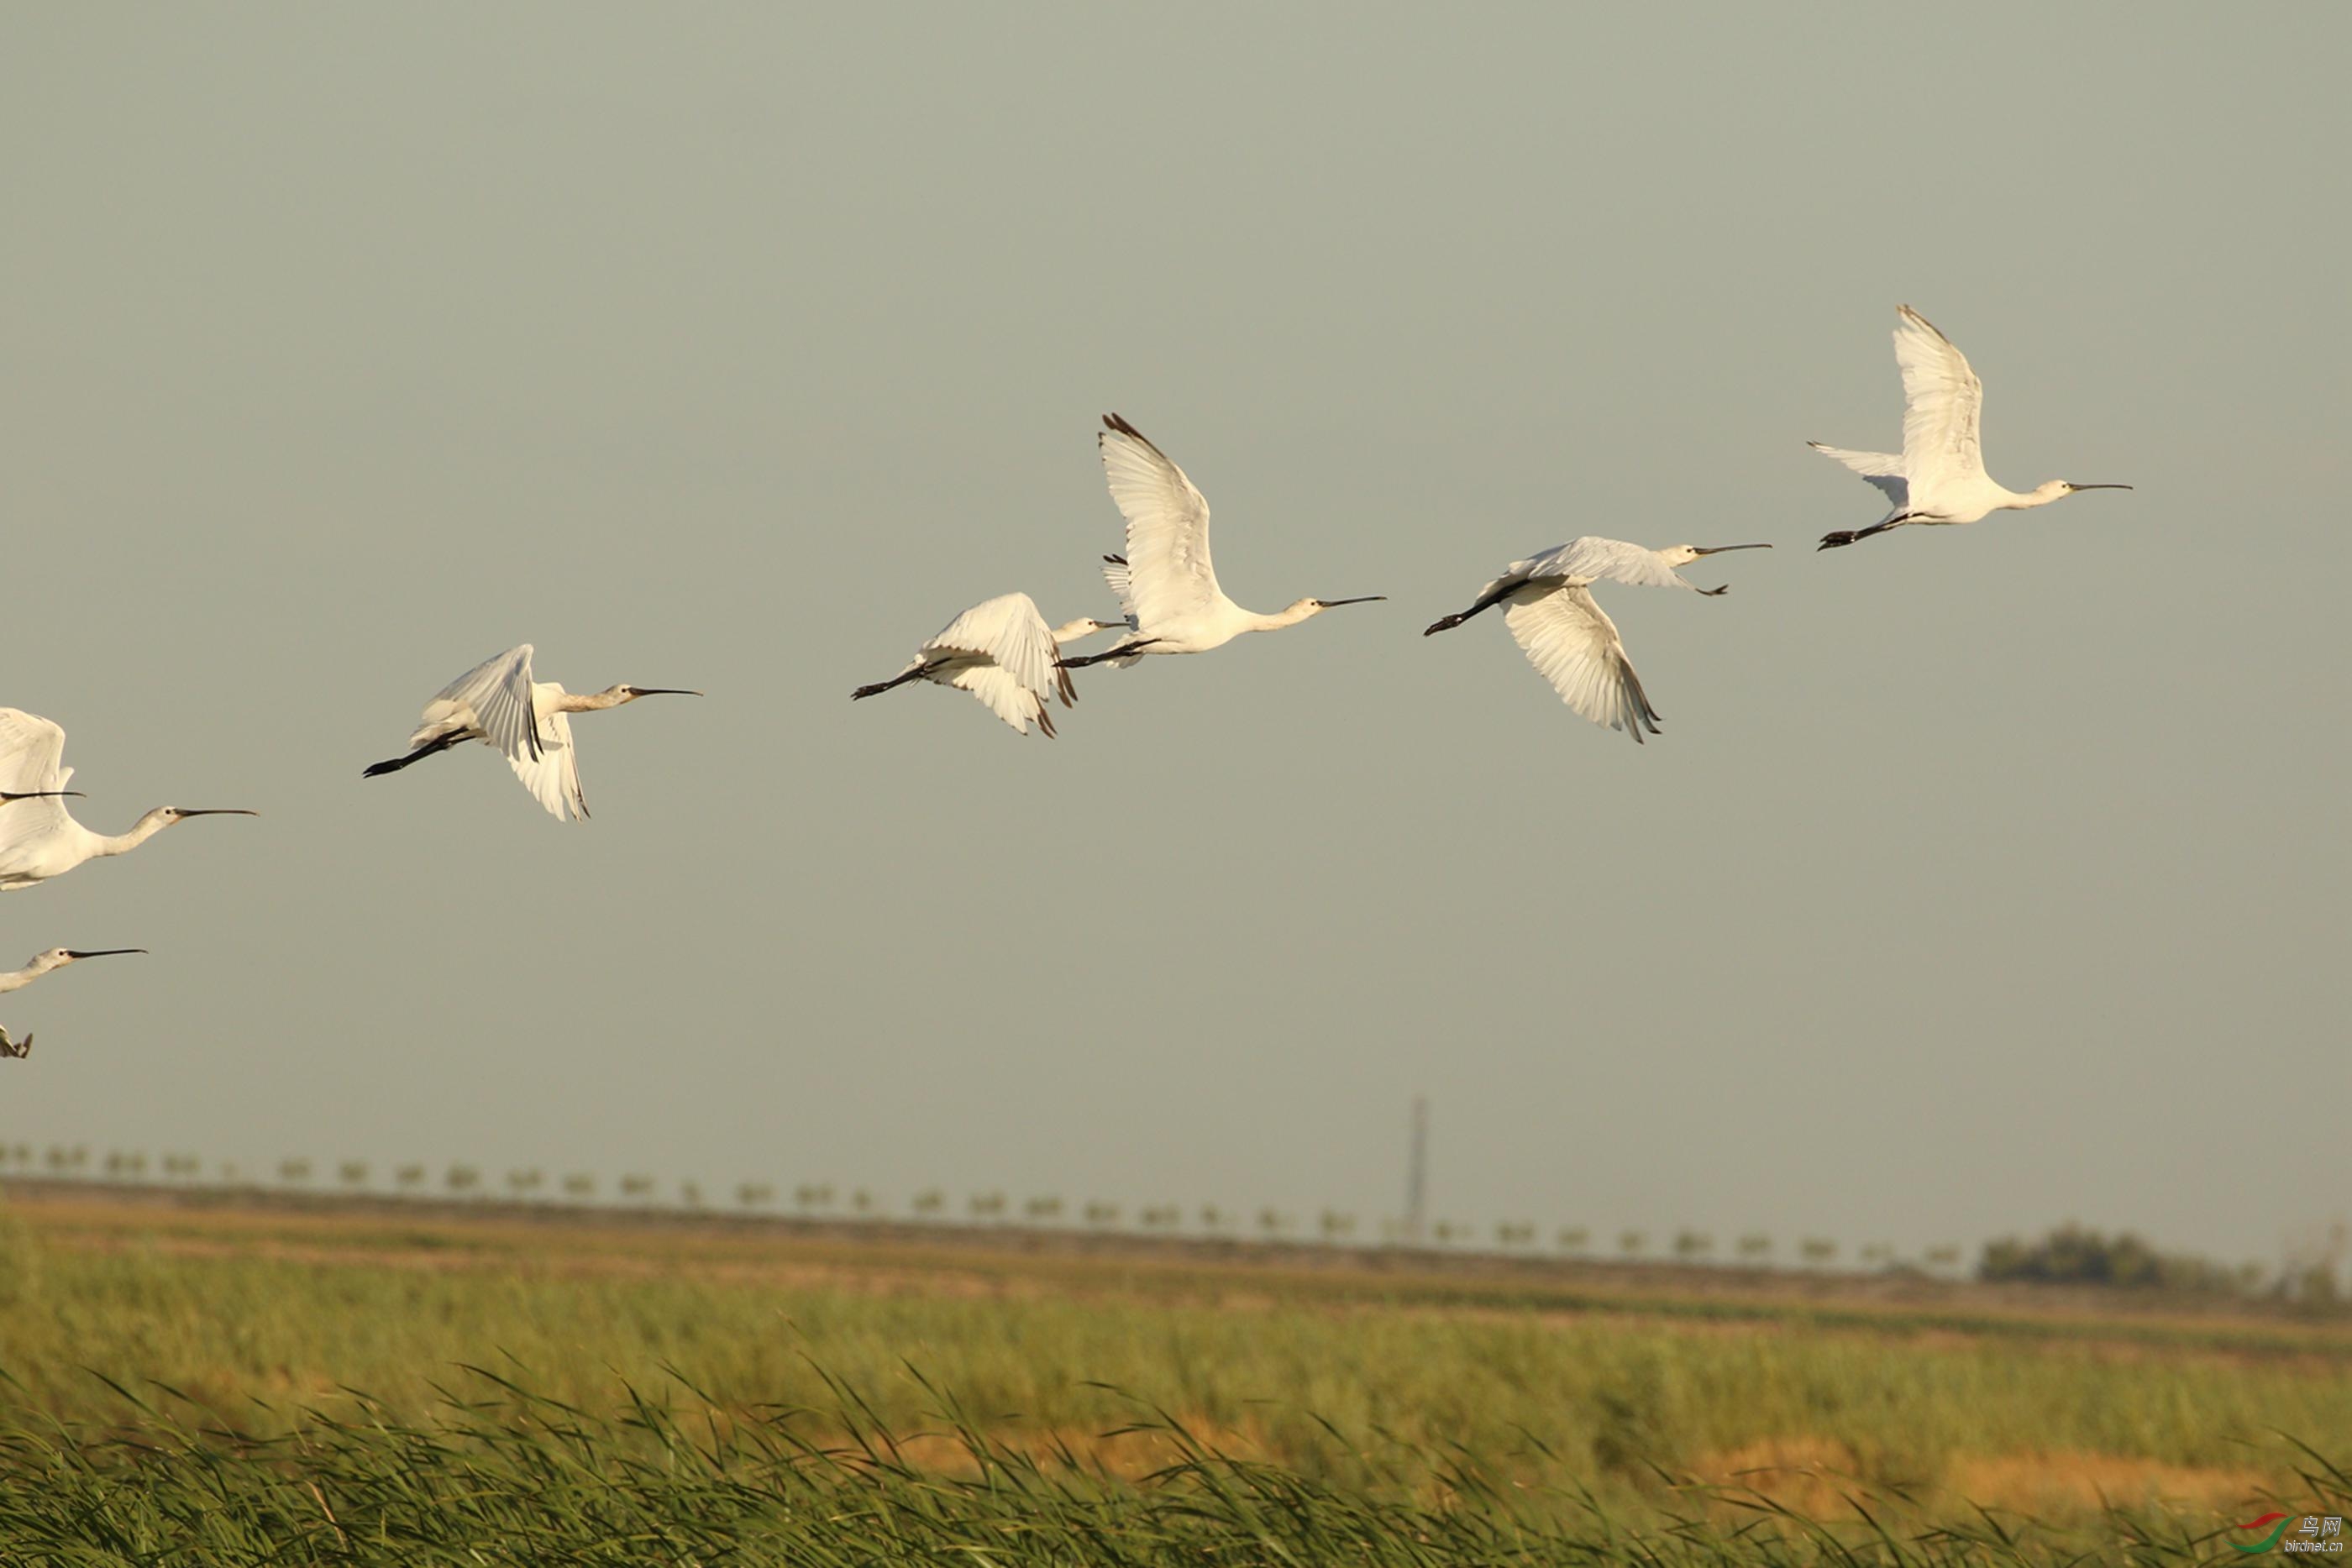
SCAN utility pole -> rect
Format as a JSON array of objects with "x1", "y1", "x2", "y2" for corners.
[{"x1": 1404, "y1": 1094, "x2": 1428, "y2": 1245}]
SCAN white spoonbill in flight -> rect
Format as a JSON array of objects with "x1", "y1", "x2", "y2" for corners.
[
  {"x1": 364, "y1": 645, "x2": 700, "y2": 821},
  {"x1": 853, "y1": 594, "x2": 1121, "y2": 736},
  {"x1": 1814, "y1": 305, "x2": 2130, "y2": 550},
  {"x1": 0, "y1": 710, "x2": 258, "y2": 891},
  {"x1": 1423, "y1": 538, "x2": 1769, "y2": 743},
  {"x1": 1060, "y1": 414, "x2": 1384, "y2": 669},
  {"x1": 0, "y1": 946, "x2": 146, "y2": 1058}
]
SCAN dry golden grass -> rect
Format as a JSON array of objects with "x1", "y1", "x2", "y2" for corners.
[
  {"x1": 1689, "y1": 1436, "x2": 2279, "y2": 1520},
  {"x1": 3, "y1": 1177, "x2": 2345, "y2": 1542}
]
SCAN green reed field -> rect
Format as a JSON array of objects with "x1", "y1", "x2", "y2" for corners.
[{"x1": 1, "y1": 1189, "x2": 2345, "y2": 1564}]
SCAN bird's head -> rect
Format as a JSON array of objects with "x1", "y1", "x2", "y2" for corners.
[
  {"x1": 2035, "y1": 480, "x2": 2133, "y2": 503},
  {"x1": 26, "y1": 947, "x2": 145, "y2": 974},
  {"x1": 1659, "y1": 543, "x2": 1773, "y2": 567},
  {"x1": 1285, "y1": 595, "x2": 1387, "y2": 621},
  {"x1": 606, "y1": 684, "x2": 704, "y2": 704},
  {"x1": 1053, "y1": 617, "x2": 1126, "y2": 641}
]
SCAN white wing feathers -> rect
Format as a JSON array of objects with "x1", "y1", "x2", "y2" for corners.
[
  {"x1": 948, "y1": 665, "x2": 1057, "y2": 735},
  {"x1": 1098, "y1": 415, "x2": 1223, "y2": 629},
  {"x1": 1511, "y1": 538, "x2": 1703, "y2": 593},
  {"x1": 417, "y1": 644, "x2": 543, "y2": 763},
  {"x1": 1538, "y1": 538, "x2": 1705, "y2": 592},
  {"x1": 511, "y1": 710, "x2": 588, "y2": 821},
  {"x1": 0, "y1": 710, "x2": 75, "y2": 862},
  {"x1": 1503, "y1": 588, "x2": 1662, "y2": 743},
  {"x1": 411, "y1": 645, "x2": 587, "y2": 821},
  {"x1": 921, "y1": 592, "x2": 1069, "y2": 736},
  {"x1": 0, "y1": 710, "x2": 69, "y2": 794},
  {"x1": 1100, "y1": 553, "x2": 1136, "y2": 617},
  {"x1": 1807, "y1": 443, "x2": 1908, "y2": 507},
  {"x1": 1893, "y1": 304, "x2": 1985, "y2": 489}
]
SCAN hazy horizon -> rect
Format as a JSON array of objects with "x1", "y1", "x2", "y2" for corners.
[{"x1": 2, "y1": 4, "x2": 2344, "y2": 1269}]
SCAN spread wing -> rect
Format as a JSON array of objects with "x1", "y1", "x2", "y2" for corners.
[
  {"x1": 1503, "y1": 586, "x2": 1662, "y2": 743},
  {"x1": 921, "y1": 593, "x2": 1067, "y2": 735},
  {"x1": 946, "y1": 664, "x2": 1058, "y2": 736},
  {"x1": 1807, "y1": 443, "x2": 1908, "y2": 508},
  {"x1": 1099, "y1": 414, "x2": 1224, "y2": 631},
  {"x1": 0, "y1": 710, "x2": 69, "y2": 794},
  {"x1": 1894, "y1": 304, "x2": 1985, "y2": 492},
  {"x1": 419, "y1": 644, "x2": 542, "y2": 763},
  {"x1": 509, "y1": 707, "x2": 588, "y2": 821},
  {"x1": 0, "y1": 710, "x2": 75, "y2": 865},
  {"x1": 1539, "y1": 537, "x2": 1701, "y2": 592}
]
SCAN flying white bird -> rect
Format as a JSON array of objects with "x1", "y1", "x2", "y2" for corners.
[
  {"x1": 1059, "y1": 414, "x2": 1384, "y2": 669},
  {"x1": 853, "y1": 594, "x2": 1122, "y2": 736},
  {"x1": 363, "y1": 644, "x2": 700, "y2": 821},
  {"x1": 0, "y1": 710, "x2": 257, "y2": 891},
  {"x1": 0, "y1": 946, "x2": 146, "y2": 1058},
  {"x1": 1814, "y1": 305, "x2": 2130, "y2": 550},
  {"x1": 1423, "y1": 538, "x2": 1769, "y2": 742}
]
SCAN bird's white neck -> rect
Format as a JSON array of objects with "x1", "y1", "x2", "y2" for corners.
[
  {"x1": 1246, "y1": 603, "x2": 1321, "y2": 634},
  {"x1": 2002, "y1": 482, "x2": 2066, "y2": 511},
  {"x1": 92, "y1": 810, "x2": 177, "y2": 859},
  {"x1": 549, "y1": 687, "x2": 630, "y2": 715}
]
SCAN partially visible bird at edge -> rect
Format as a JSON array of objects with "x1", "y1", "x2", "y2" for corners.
[
  {"x1": 0, "y1": 709, "x2": 257, "y2": 891},
  {"x1": 0, "y1": 946, "x2": 146, "y2": 1057}
]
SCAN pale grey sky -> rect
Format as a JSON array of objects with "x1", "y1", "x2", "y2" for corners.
[{"x1": 2, "y1": 5, "x2": 2342, "y2": 1264}]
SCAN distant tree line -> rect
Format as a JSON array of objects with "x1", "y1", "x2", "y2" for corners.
[
  {"x1": 16, "y1": 1143, "x2": 2330, "y2": 1301},
  {"x1": 1977, "y1": 1224, "x2": 2257, "y2": 1296}
]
